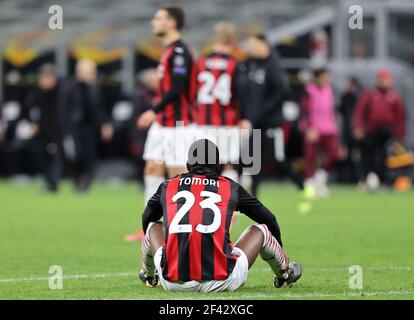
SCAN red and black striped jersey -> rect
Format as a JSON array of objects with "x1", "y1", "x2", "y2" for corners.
[
  {"x1": 142, "y1": 169, "x2": 282, "y2": 282},
  {"x1": 153, "y1": 39, "x2": 196, "y2": 127},
  {"x1": 195, "y1": 53, "x2": 241, "y2": 126}
]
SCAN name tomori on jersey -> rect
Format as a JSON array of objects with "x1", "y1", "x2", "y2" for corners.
[{"x1": 179, "y1": 177, "x2": 220, "y2": 187}]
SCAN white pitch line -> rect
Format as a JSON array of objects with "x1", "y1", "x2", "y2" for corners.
[
  {"x1": 0, "y1": 272, "x2": 136, "y2": 283},
  {"x1": 252, "y1": 266, "x2": 412, "y2": 273},
  {"x1": 224, "y1": 290, "x2": 414, "y2": 299},
  {"x1": 128, "y1": 290, "x2": 414, "y2": 300},
  {"x1": 0, "y1": 266, "x2": 411, "y2": 284}
]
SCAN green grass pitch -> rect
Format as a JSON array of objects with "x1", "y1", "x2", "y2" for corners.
[{"x1": 0, "y1": 180, "x2": 413, "y2": 300}]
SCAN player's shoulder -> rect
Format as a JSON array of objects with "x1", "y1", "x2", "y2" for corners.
[{"x1": 171, "y1": 40, "x2": 193, "y2": 56}]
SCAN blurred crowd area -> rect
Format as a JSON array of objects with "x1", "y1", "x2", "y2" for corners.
[{"x1": 0, "y1": 0, "x2": 413, "y2": 192}]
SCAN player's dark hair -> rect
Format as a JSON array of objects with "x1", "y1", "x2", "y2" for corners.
[
  {"x1": 187, "y1": 139, "x2": 220, "y2": 173},
  {"x1": 313, "y1": 67, "x2": 329, "y2": 79},
  {"x1": 349, "y1": 76, "x2": 360, "y2": 87},
  {"x1": 39, "y1": 63, "x2": 57, "y2": 77},
  {"x1": 160, "y1": 5, "x2": 185, "y2": 30},
  {"x1": 251, "y1": 32, "x2": 267, "y2": 42}
]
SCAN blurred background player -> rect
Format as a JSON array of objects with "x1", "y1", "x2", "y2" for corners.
[
  {"x1": 139, "y1": 139, "x2": 302, "y2": 291},
  {"x1": 338, "y1": 76, "x2": 362, "y2": 183},
  {"x1": 195, "y1": 22, "x2": 251, "y2": 182},
  {"x1": 240, "y1": 32, "x2": 308, "y2": 198},
  {"x1": 63, "y1": 59, "x2": 114, "y2": 193},
  {"x1": 27, "y1": 64, "x2": 65, "y2": 193},
  {"x1": 127, "y1": 5, "x2": 196, "y2": 241},
  {"x1": 352, "y1": 68, "x2": 406, "y2": 189},
  {"x1": 300, "y1": 68, "x2": 339, "y2": 197}
]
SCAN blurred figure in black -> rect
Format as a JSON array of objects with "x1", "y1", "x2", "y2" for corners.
[
  {"x1": 64, "y1": 59, "x2": 113, "y2": 192},
  {"x1": 240, "y1": 33, "x2": 306, "y2": 198},
  {"x1": 0, "y1": 105, "x2": 5, "y2": 176},
  {"x1": 27, "y1": 64, "x2": 65, "y2": 192},
  {"x1": 338, "y1": 76, "x2": 362, "y2": 183}
]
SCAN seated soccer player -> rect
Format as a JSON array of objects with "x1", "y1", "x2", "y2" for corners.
[{"x1": 139, "y1": 139, "x2": 302, "y2": 292}]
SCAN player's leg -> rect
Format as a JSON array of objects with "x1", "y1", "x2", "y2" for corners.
[
  {"x1": 144, "y1": 160, "x2": 165, "y2": 201},
  {"x1": 234, "y1": 224, "x2": 302, "y2": 288},
  {"x1": 124, "y1": 123, "x2": 166, "y2": 242},
  {"x1": 139, "y1": 221, "x2": 164, "y2": 287},
  {"x1": 166, "y1": 123, "x2": 197, "y2": 178},
  {"x1": 124, "y1": 160, "x2": 164, "y2": 242},
  {"x1": 143, "y1": 122, "x2": 167, "y2": 202},
  {"x1": 304, "y1": 138, "x2": 318, "y2": 182},
  {"x1": 233, "y1": 225, "x2": 264, "y2": 268},
  {"x1": 315, "y1": 134, "x2": 339, "y2": 197},
  {"x1": 320, "y1": 134, "x2": 339, "y2": 175}
]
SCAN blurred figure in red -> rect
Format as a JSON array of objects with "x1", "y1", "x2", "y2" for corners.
[{"x1": 352, "y1": 68, "x2": 406, "y2": 188}]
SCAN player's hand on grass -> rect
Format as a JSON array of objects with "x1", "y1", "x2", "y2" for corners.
[{"x1": 137, "y1": 110, "x2": 156, "y2": 130}]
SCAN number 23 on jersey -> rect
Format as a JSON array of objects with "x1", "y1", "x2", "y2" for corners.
[{"x1": 169, "y1": 190, "x2": 222, "y2": 234}]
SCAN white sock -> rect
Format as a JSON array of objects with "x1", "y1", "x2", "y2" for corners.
[
  {"x1": 144, "y1": 175, "x2": 164, "y2": 203},
  {"x1": 315, "y1": 169, "x2": 328, "y2": 185},
  {"x1": 255, "y1": 224, "x2": 289, "y2": 279},
  {"x1": 222, "y1": 168, "x2": 239, "y2": 183},
  {"x1": 141, "y1": 222, "x2": 157, "y2": 276}
]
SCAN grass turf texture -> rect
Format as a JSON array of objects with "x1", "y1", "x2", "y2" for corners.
[{"x1": 0, "y1": 180, "x2": 413, "y2": 300}]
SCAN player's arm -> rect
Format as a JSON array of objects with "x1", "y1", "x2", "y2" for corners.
[
  {"x1": 152, "y1": 49, "x2": 192, "y2": 113},
  {"x1": 142, "y1": 183, "x2": 164, "y2": 233},
  {"x1": 235, "y1": 184, "x2": 283, "y2": 247}
]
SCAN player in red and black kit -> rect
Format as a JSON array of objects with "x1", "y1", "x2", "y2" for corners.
[
  {"x1": 195, "y1": 22, "x2": 251, "y2": 183},
  {"x1": 126, "y1": 6, "x2": 197, "y2": 243},
  {"x1": 139, "y1": 139, "x2": 302, "y2": 292},
  {"x1": 137, "y1": 5, "x2": 196, "y2": 204}
]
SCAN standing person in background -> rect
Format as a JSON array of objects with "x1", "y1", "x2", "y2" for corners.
[
  {"x1": 64, "y1": 59, "x2": 113, "y2": 193},
  {"x1": 300, "y1": 68, "x2": 339, "y2": 197},
  {"x1": 126, "y1": 5, "x2": 196, "y2": 242},
  {"x1": 195, "y1": 22, "x2": 251, "y2": 182},
  {"x1": 27, "y1": 64, "x2": 65, "y2": 192},
  {"x1": 137, "y1": 5, "x2": 196, "y2": 203},
  {"x1": 338, "y1": 76, "x2": 362, "y2": 183},
  {"x1": 240, "y1": 33, "x2": 308, "y2": 198},
  {"x1": 353, "y1": 69, "x2": 405, "y2": 188}
]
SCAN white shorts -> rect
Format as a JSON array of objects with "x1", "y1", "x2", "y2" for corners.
[
  {"x1": 196, "y1": 125, "x2": 240, "y2": 164},
  {"x1": 154, "y1": 246, "x2": 249, "y2": 293},
  {"x1": 143, "y1": 122, "x2": 197, "y2": 168}
]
